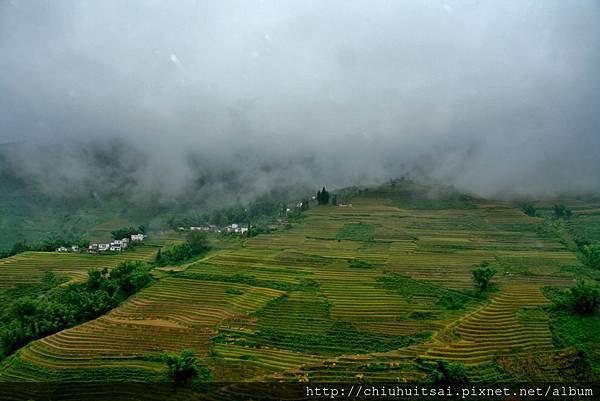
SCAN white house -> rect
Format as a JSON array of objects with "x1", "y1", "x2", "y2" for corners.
[
  {"x1": 56, "y1": 246, "x2": 68, "y2": 253},
  {"x1": 70, "y1": 245, "x2": 80, "y2": 253},
  {"x1": 131, "y1": 234, "x2": 144, "y2": 241},
  {"x1": 110, "y1": 244, "x2": 122, "y2": 252},
  {"x1": 98, "y1": 243, "x2": 110, "y2": 252}
]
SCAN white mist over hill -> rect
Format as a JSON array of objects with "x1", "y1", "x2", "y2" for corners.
[{"x1": 1, "y1": 0, "x2": 599, "y2": 201}]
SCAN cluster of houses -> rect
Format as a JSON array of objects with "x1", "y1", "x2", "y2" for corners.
[
  {"x1": 56, "y1": 233, "x2": 145, "y2": 254},
  {"x1": 179, "y1": 223, "x2": 249, "y2": 235}
]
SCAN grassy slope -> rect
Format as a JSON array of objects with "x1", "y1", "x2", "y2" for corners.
[{"x1": 0, "y1": 190, "x2": 599, "y2": 391}]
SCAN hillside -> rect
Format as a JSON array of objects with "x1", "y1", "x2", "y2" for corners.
[{"x1": 1, "y1": 187, "x2": 599, "y2": 398}]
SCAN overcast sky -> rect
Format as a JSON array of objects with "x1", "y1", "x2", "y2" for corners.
[{"x1": 1, "y1": 0, "x2": 599, "y2": 201}]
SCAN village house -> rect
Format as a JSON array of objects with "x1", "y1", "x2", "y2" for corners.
[
  {"x1": 98, "y1": 243, "x2": 110, "y2": 252},
  {"x1": 56, "y1": 246, "x2": 69, "y2": 253},
  {"x1": 70, "y1": 245, "x2": 80, "y2": 253},
  {"x1": 88, "y1": 244, "x2": 99, "y2": 253},
  {"x1": 131, "y1": 234, "x2": 144, "y2": 241},
  {"x1": 223, "y1": 223, "x2": 248, "y2": 234},
  {"x1": 109, "y1": 239, "x2": 128, "y2": 251}
]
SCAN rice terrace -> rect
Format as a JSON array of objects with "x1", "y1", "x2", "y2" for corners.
[
  {"x1": 1, "y1": 181, "x2": 599, "y2": 399},
  {"x1": 2, "y1": 1, "x2": 600, "y2": 399}
]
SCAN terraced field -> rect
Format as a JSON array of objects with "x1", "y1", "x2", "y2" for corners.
[
  {"x1": 0, "y1": 191, "x2": 597, "y2": 393},
  {"x1": 0, "y1": 241, "x2": 173, "y2": 293}
]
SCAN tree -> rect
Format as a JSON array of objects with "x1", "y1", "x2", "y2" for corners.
[
  {"x1": 579, "y1": 244, "x2": 600, "y2": 270},
  {"x1": 521, "y1": 203, "x2": 537, "y2": 217},
  {"x1": 300, "y1": 199, "x2": 309, "y2": 211},
  {"x1": 553, "y1": 204, "x2": 572, "y2": 219},
  {"x1": 570, "y1": 281, "x2": 599, "y2": 316},
  {"x1": 111, "y1": 225, "x2": 146, "y2": 240},
  {"x1": 472, "y1": 265, "x2": 496, "y2": 290},
  {"x1": 430, "y1": 360, "x2": 469, "y2": 386},
  {"x1": 331, "y1": 194, "x2": 338, "y2": 206},
  {"x1": 162, "y1": 349, "x2": 198, "y2": 382},
  {"x1": 316, "y1": 187, "x2": 330, "y2": 205},
  {"x1": 186, "y1": 231, "x2": 211, "y2": 255},
  {"x1": 155, "y1": 248, "x2": 166, "y2": 266}
]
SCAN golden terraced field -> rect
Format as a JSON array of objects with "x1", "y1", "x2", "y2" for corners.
[{"x1": 0, "y1": 195, "x2": 596, "y2": 394}]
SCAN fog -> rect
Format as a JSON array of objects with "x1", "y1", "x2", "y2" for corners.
[{"x1": 1, "y1": 0, "x2": 599, "y2": 204}]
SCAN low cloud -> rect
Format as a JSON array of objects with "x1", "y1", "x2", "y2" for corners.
[{"x1": 1, "y1": 0, "x2": 599, "y2": 203}]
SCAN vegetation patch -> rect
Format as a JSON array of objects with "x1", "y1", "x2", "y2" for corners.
[
  {"x1": 0, "y1": 261, "x2": 153, "y2": 359},
  {"x1": 543, "y1": 285, "x2": 600, "y2": 376},
  {"x1": 347, "y1": 258, "x2": 373, "y2": 268},
  {"x1": 336, "y1": 223, "x2": 376, "y2": 242},
  {"x1": 215, "y1": 292, "x2": 428, "y2": 355},
  {"x1": 156, "y1": 231, "x2": 211, "y2": 266},
  {"x1": 409, "y1": 311, "x2": 436, "y2": 320}
]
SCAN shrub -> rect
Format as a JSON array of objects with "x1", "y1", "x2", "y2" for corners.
[
  {"x1": 158, "y1": 232, "x2": 211, "y2": 266},
  {"x1": 186, "y1": 231, "x2": 211, "y2": 255},
  {"x1": 472, "y1": 264, "x2": 496, "y2": 290},
  {"x1": 111, "y1": 225, "x2": 145, "y2": 240},
  {"x1": 521, "y1": 203, "x2": 537, "y2": 217},
  {"x1": 429, "y1": 360, "x2": 469, "y2": 385},
  {"x1": 162, "y1": 349, "x2": 198, "y2": 382},
  {"x1": 409, "y1": 311, "x2": 436, "y2": 320},
  {"x1": 553, "y1": 204, "x2": 572, "y2": 219},
  {"x1": 570, "y1": 281, "x2": 599, "y2": 316},
  {"x1": 578, "y1": 244, "x2": 600, "y2": 270},
  {"x1": 437, "y1": 294, "x2": 466, "y2": 310},
  {"x1": 226, "y1": 288, "x2": 244, "y2": 295},
  {"x1": 348, "y1": 258, "x2": 373, "y2": 268}
]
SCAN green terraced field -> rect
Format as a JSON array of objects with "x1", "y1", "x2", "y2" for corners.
[{"x1": 1, "y1": 192, "x2": 599, "y2": 394}]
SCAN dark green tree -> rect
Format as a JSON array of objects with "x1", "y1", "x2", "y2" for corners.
[
  {"x1": 300, "y1": 199, "x2": 309, "y2": 211},
  {"x1": 162, "y1": 348, "x2": 198, "y2": 382},
  {"x1": 570, "y1": 281, "x2": 599, "y2": 316},
  {"x1": 521, "y1": 203, "x2": 537, "y2": 217},
  {"x1": 579, "y1": 244, "x2": 600, "y2": 270},
  {"x1": 553, "y1": 204, "x2": 572, "y2": 219},
  {"x1": 430, "y1": 360, "x2": 469, "y2": 386},
  {"x1": 155, "y1": 248, "x2": 166, "y2": 266},
  {"x1": 472, "y1": 265, "x2": 496, "y2": 290},
  {"x1": 186, "y1": 231, "x2": 211, "y2": 255}
]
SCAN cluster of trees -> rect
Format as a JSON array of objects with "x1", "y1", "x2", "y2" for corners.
[
  {"x1": 521, "y1": 203, "x2": 537, "y2": 217},
  {"x1": 472, "y1": 262, "x2": 496, "y2": 291},
  {"x1": 551, "y1": 280, "x2": 599, "y2": 316},
  {"x1": 111, "y1": 225, "x2": 146, "y2": 240},
  {"x1": 429, "y1": 360, "x2": 469, "y2": 386},
  {"x1": 167, "y1": 201, "x2": 286, "y2": 230},
  {"x1": 316, "y1": 187, "x2": 330, "y2": 205},
  {"x1": 155, "y1": 231, "x2": 211, "y2": 266},
  {"x1": 553, "y1": 204, "x2": 572, "y2": 219},
  {"x1": 578, "y1": 244, "x2": 600, "y2": 270},
  {"x1": 520, "y1": 202, "x2": 573, "y2": 219},
  {"x1": 0, "y1": 261, "x2": 153, "y2": 358}
]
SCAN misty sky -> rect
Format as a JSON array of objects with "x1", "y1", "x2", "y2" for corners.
[{"x1": 1, "y1": 0, "x2": 599, "y2": 201}]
